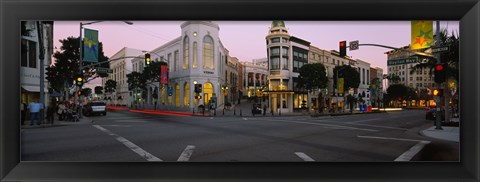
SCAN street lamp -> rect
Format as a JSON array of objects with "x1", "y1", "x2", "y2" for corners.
[{"x1": 78, "y1": 21, "x2": 133, "y2": 116}]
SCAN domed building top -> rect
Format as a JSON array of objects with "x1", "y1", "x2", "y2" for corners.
[{"x1": 271, "y1": 21, "x2": 285, "y2": 28}]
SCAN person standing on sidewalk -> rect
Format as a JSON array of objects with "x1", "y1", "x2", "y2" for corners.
[
  {"x1": 263, "y1": 105, "x2": 267, "y2": 116},
  {"x1": 46, "y1": 101, "x2": 56, "y2": 124},
  {"x1": 28, "y1": 99, "x2": 43, "y2": 125},
  {"x1": 21, "y1": 102, "x2": 27, "y2": 125}
]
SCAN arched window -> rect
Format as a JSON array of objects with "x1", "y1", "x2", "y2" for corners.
[
  {"x1": 193, "y1": 41, "x2": 198, "y2": 68},
  {"x1": 184, "y1": 82, "x2": 190, "y2": 107},
  {"x1": 203, "y1": 36, "x2": 214, "y2": 69},
  {"x1": 183, "y1": 36, "x2": 189, "y2": 69},
  {"x1": 175, "y1": 83, "x2": 180, "y2": 107}
]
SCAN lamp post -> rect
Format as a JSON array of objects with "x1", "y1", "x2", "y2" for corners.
[
  {"x1": 78, "y1": 21, "x2": 133, "y2": 117},
  {"x1": 335, "y1": 66, "x2": 348, "y2": 113}
]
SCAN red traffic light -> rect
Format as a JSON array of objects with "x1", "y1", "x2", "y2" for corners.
[
  {"x1": 340, "y1": 41, "x2": 345, "y2": 47},
  {"x1": 435, "y1": 64, "x2": 444, "y2": 71}
]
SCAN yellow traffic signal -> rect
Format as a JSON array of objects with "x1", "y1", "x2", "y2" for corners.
[
  {"x1": 75, "y1": 74, "x2": 84, "y2": 87},
  {"x1": 145, "y1": 53, "x2": 151, "y2": 65}
]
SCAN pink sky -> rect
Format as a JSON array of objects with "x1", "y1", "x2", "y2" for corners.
[{"x1": 53, "y1": 21, "x2": 459, "y2": 88}]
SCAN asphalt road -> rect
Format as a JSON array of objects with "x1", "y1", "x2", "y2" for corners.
[{"x1": 21, "y1": 109, "x2": 459, "y2": 162}]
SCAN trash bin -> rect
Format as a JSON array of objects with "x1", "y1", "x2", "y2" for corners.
[{"x1": 367, "y1": 105, "x2": 372, "y2": 112}]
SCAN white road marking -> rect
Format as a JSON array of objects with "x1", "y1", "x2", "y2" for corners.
[
  {"x1": 346, "y1": 118, "x2": 383, "y2": 123},
  {"x1": 93, "y1": 125, "x2": 162, "y2": 162},
  {"x1": 357, "y1": 135, "x2": 431, "y2": 161},
  {"x1": 210, "y1": 117, "x2": 214, "y2": 119},
  {"x1": 357, "y1": 135, "x2": 428, "y2": 143},
  {"x1": 242, "y1": 118, "x2": 248, "y2": 120},
  {"x1": 295, "y1": 152, "x2": 315, "y2": 161},
  {"x1": 116, "y1": 120, "x2": 147, "y2": 123},
  {"x1": 260, "y1": 118, "x2": 378, "y2": 132},
  {"x1": 394, "y1": 141, "x2": 431, "y2": 161},
  {"x1": 177, "y1": 145, "x2": 196, "y2": 161},
  {"x1": 100, "y1": 125, "x2": 132, "y2": 127}
]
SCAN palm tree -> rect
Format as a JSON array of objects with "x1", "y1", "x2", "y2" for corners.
[
  {"x1": 409, "y1": 28, "x2": 459, "y2": 122},
  {"x1": 409, "y1": 28, "x2": 459, "y2": 81}
]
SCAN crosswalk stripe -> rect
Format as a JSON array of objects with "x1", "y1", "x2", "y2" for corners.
[
  {"x1": 177, "y1": 145, "x2": 196, "y2": 162},
  {"x1": 295, "y1": 152, "x2": 315, "y2": 161},
  {"x1": 93, "y1": 125, "x2": 162, "y2": 162}
]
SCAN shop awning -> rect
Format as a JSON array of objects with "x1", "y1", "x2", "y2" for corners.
[{"x1": 22, "y1": 86, "x2": 49, "y2": 93}]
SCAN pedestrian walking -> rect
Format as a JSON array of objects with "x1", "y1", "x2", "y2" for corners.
[
  {"x1": 21, "y1": 102, "x2": 27, "y2": 125},
  {"x1": 57, "y1": 101, "x2": 67, "y2": 121},
  {"x1": 46, "y1": 101, "x2": 55, "y2": 124},
  {"x1": 263, "y1": 105, "x2": 267, "y2": 116},
  {"x1": 28, "y1": 99, "x2": 43, "y2": 125}
]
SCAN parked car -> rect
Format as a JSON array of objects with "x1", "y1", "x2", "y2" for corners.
[
  {"x1": 425, "y1": 108, "x2": 445, "y2": 121},
  {"x1": 83, "y1": 101, "x2": 107, "y2": 116}
]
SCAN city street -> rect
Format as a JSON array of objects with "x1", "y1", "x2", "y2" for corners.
[{"x1": 21, "y1": 109, "x2": 458, "y2": 162}]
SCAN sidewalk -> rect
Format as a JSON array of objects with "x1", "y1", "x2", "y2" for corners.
[
  {"x1": 420, "y1": 122, "x2": 460, "y2": 143},
  {"x1": 21, "y1": 116, "x2": 92, "y2": 129},
  {"x1": 213, "y1": 99, "x2": 308, "y2": 117}
]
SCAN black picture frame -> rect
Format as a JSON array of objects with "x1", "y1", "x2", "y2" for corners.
[{"x1": 1, "y1": 0, "x2": 479, "y2": 181}]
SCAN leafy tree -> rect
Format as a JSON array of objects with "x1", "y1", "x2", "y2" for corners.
[
  {"x1": 386, "y1": 84, "x2": 409, "y2": 107},
  {"x1": 346, "y1": 94, "x2": 358, "y2": 113},
  {"x1": 333, "y1": 65, "x2": 360, "y2": 91},
  {"x1": 104, "y1": 79, "x2": 117, "y2": 94},
  {"x1": 46, "y1": 36, "x2": 109, "y2": 92},
  {"x1": 94, "y1": 86, "x2": 103, "y2": 95},
  {"x1": 387, "y1": 74, "x2": 401, "y2": 84},
  {"x1": 296, "y1": 63, "x2": 328, "y2": 90},
  {"x1": 142, "y1": 61, "x2": 168, "y2": 83},
  {"x1": 127, "y1": 72, "x2": 146, "y2": 91},
  {"x1": 80, "y1": 88, "x2": 92, "y2": 97}
]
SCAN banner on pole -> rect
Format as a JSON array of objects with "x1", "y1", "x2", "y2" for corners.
[
  {"x1": 161, "y1": 65, "x2": 168, "y2": 84},
  {"x1": 411, "y1": 21, "x2": 433, "y2": 50},
  {"x1": 338, "y1": 78, "x2": 344, "y2": 94},
  {"x1": 83, "y1": 28, "x2": 99, "y2": 62}
]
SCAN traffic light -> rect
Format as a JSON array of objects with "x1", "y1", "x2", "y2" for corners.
[
  {"x1": 145, "y1": 53, "x2": 151, "y2": 65},
  {"x1": 432, "y1": 89, "x2": 443, "y2": 97},
  {"x1": 75, "y1": 74, "x2": 84, "y2": 87},
  {"x1": 339, "y1": 41, "x2": 347, "y2": 57},
  {"x1": 194, "y1": 84, "x2": 202, "y2": 93},
  {"x1": 434, "y1": 63, "x2": 446, "y2": 83}
]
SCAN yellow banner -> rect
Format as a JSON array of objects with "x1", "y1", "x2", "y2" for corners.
[
  {"x1": 411, "y1": 21, "x2": 433, "y2": 50},
  {"x1": 338, "y1": 78, "x2": 344, "y2": 94}
]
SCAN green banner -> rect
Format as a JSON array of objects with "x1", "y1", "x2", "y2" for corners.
[
  {"x1": 83, "y1": 28, "x2": 99, "y2": 62},
  {"x1": 387, "y1": 58, "x2": 418, "y2": 66}
]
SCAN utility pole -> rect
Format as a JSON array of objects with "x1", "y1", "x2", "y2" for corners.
[
  {"x1": 37, "y1": 21, "x2": 46, "y2": 125},
  {"x1": 434, "y1": 21, "x2": 443, "y2": 130}
]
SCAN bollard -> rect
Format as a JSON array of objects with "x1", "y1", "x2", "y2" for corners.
[
  {"x1": 193, "y1": 108, "x2": 195, "y2": 115},
  {"x1": 223, "y1": 108, "x2": 225, "y2": 115},
  {"x1": 279, "y1": 109, "x2": 281, "y2": 116},
  {"x1": 240, "y1": 109, "x2": 242, "y2": 116},
  {"x1": 234, "y1": 109, "x2": 236, "y2": 115}
]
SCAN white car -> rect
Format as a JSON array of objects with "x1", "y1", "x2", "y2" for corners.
[{"x1": 83, "y1": 101, "x2": 107, "y2": 116}]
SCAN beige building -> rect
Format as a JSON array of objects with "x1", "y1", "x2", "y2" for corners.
[{"x1": 385, "y1": 46, "x2": 435, "y2": 107}]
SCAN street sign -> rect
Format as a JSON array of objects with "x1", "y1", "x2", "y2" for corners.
[
  {"x1": 387, "y1": 58, "x2": 418, "y2": 66},
  {"x1": 97, "y1": 67, "x2": 113, "y2": 73},
  {"x1": 431, "y1": 46, "x2": 449, "y2": 53},
  {"x1": 349, "y1": 40, "x2": 359, "y2": 50}
]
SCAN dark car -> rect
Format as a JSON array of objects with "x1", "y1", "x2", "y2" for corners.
[
  {"x1": 83, "y1": 101, "x2": 107, "y2": 116},
  {"x1": 425, "y1": 108, "x2": 445, "y2": 121},
  {"x1": 252, "y1": 103, "x2": 262, "y2": 115}
]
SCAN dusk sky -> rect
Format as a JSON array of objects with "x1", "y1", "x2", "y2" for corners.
[{"x1": 53, "y1": 21, "x2": 459, "y2": 87}]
